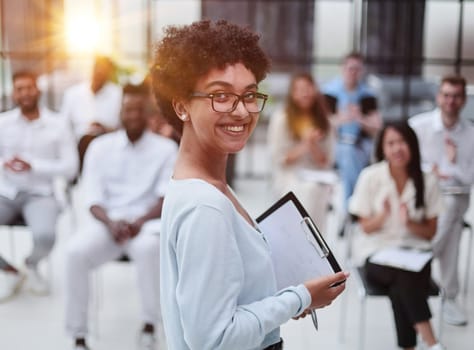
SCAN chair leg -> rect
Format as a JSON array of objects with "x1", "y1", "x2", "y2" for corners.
[
  {"x1": 46, "y1": 256, "x2": 54, "y2": 290},
  {"x1": 8, "y1": 227, "x2": 16, "y2": 264},
  {"x1": 463, "y1": 224, "x2": 472, "y2": 299},
  {"x1": 437, "y1": 291, "x2": 444, "y2": 343},
  {"x1": 359, "y1": 296, "x2": 366, "y2": 350}
]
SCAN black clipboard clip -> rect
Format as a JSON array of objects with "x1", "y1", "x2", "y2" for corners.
[
  {"x1": 300, "y1": 217, "x2": 329, "y2": 259},
  {"x1": 301, "y1": 216, "x2": 345, "y2": 290}
]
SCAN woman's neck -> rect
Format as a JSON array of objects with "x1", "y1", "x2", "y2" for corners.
[
  {"x1": 389, "y1": 163, "x2": 409, "y2": 195},
  {"x1": 174, "y1": 138, "x2": 228, "y2": 188}
]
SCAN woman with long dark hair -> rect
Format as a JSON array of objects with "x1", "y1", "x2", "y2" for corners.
[
  {"x1": 349, "y1": 121, "x2": 444, "y2": 350},
  {"x1": 268, "y1": 72, "x2": 335, "y2": 234}
]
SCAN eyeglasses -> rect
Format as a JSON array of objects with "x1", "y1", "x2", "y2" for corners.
[{"x1": 190, "y1": 91, "x2": 268, "y2": 113}]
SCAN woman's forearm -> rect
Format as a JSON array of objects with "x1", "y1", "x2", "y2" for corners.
[
  {"x1": 359, "y1": 212, "x2": 387, "y2": 234},
  {"x1": 406, "y1": 217, "x2": 438, "y2": 240},
  {"x1": 283, "y1": 141, "x2": 308, "y2": 165},
  {"x1": 308, "y1": 144, "x2": 329, "y2": 167}
]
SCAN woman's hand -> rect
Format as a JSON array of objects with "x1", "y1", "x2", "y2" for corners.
[
  {"x1": 292, "y1": 308, "x2": 312, "y2": 320},
  {"x1": 283, "y1": 129, "x2": 318, "y2": 165},
  {"x1": 304, "y1": 271, "x2": 349, "y2": 309},
  {"x1": 306, "y1": 128, "x2": 324, "y2": 144},
  {"x1": 399, "y1": 203, "x2": 408, "y2": 226},
  {"x1": 359, "y1": 197, "x2": 390, "y2": 234},
  {"x1": 383, "y1": 197, "x2": 391, "y2": 215}
]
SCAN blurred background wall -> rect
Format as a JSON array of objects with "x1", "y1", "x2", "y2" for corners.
[{"x1": 1, "y1": 0, "x2": 473, "y2": 118}]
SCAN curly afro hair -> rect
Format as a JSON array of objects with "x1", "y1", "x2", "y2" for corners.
[{"x1": 151, "y1": 19, "x2": 271, "y2": 133}]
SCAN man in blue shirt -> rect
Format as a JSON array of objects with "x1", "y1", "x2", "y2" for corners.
[{"x1": 323, "y1": 52, "x2": 382, "y2": 214}]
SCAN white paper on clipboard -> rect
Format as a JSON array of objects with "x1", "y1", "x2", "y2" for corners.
[
  {"x1": 256, "y1": 192, "x2": 342, "y2": 290},
  {"x1": 369, "y1": 247, "x2": 433, "y2": 272}
]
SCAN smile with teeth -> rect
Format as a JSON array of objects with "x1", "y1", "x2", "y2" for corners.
[{"x1": 223, "y1": 125, "x2": 245, "y2": 132}]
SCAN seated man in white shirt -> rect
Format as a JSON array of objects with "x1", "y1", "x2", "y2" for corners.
[
  {"x1": 61, "y1": 56, "x2": 122, "y2": 139},
  {"x1": 65, "y1": 83, "x2": 178, "y2": 350},
  {"x1": 409, "y1": 75, "x2": 474, "y2": 326},
  {"x1": 0, "y1": 71, "x2": 78, "y2": 297},
  {"x1": 61, "y1": 56, "x2": 123, "y2": 173}
]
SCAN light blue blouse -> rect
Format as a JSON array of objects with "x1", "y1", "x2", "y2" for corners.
[{"x1": 160, "y1": 179, "x2": 311, "y2": 350}]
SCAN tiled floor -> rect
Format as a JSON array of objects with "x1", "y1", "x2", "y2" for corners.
[{"x1": 0, "y1": 144, "x2": 473, "y2": 349}]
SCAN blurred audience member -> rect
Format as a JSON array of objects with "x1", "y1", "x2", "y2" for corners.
[
  {"x1": 142, "y1": 72, "x2": 181, "y2": 144},
  {"x1": 61, "y1": 56, "x2": 122, "y2": 173},
  {"x1": 268, "y1": 72, "x2": 335, "y2": 234},
  {"x1": 350, "y1": 121, "x2": 444, "y2": 350},
  {"x1": 65, "y1": 83, "x2": 177, "y2": 350},
  {"x1": 409, "y1": 75, "x2": 474, "y2": 326},
  {"x1": 146, "y1": 99, "x2": 181, "y2": 144},
  {"x1": 0, "y1": 71, "x2": 78, "y2": 296},
  {"x1": 323, "y1": 52, "x2": 382, "y2": 210}
]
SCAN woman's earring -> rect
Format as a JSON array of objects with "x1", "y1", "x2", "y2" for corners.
[{"x1": 180, "y1": 114, "x2": 188, "y2": 121}]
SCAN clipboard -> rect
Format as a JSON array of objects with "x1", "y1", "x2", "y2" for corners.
[
  {"x1": 256, "y1": 192, "x2": 343, "y2": 290},
  {"x1": 369, "y1": 247, "x2": 433, "y2": 272}
]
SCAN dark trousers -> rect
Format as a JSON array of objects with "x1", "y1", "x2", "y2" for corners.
[
  {"x1": 365, "y1": 260, "x2": 432, "y2": 348},
  {"x1": 263, "y1": 339, "x2": 283, "y2": 350}
]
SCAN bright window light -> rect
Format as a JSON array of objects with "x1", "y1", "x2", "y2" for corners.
[{"x1": 65, "y1": 15, "x2": 103, "y2": 54}]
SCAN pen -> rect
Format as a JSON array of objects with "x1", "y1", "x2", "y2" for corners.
[{"x1": 311, "y1": 309, "x2": 318, "y2": 331}]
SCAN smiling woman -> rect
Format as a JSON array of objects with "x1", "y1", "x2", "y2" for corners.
[{"x1": 152, "y1": 19, "x2": 348, "y2": 350}]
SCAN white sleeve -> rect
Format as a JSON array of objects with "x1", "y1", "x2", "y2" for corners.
[
  {"x1": 175, "y1": 205, "x2": 311, "y2": 350},
  {"x1": 30, "y1": 121, "x2": 79, "y2": 180},
  {"x1": 424, "y1": 173, "x2": 443, "y2": 219},
  {"x1": 81, "y1": 139, "x2": 106, "y2": 209},
  {"x1": 444, "y1": 145, "x2": 474, "y2": 186},
  {"x1": 349, "y1": 168, "x2": 373, "y2": 218},
  {"x1": 267, "y1": 109, "x2": 293, "y2": 167}
]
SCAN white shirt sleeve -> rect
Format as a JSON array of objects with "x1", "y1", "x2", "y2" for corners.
[
  {"x1": 81, "y1": 139, "x2": 106, "y2": 209},
  {"x1": 175, "y1": 204, "x2": 311, "y2": 350},
  {"x1": 424, "y1": 173, "x2": 443, "y2": 218},
  {"x1": 349, "y1": 167, "x2": 373, "y2": 218},
  {"x1": 267, "y1": 109, "x2": 293, "y2": 167},
  {"x1": 442, "y1": 152, "x2": 474, "y2": 186},
  {"x1": 30, "y1": 120, "x2": 79, "y2": 180}
]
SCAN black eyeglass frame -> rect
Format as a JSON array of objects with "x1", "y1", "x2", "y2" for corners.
[{"x1": 189, "y1": 91, "x2": 269, "y2": 113}]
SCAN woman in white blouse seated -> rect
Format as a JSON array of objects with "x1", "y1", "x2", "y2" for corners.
[
  {"x1": 349, "y1": 121, "x2": 444, "y2": 350},
  {"x1": 268, "y1": 73, "x2": 335, "y2": 234}
]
